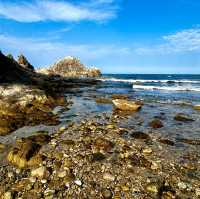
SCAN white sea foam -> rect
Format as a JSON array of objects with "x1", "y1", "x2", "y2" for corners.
[
  {"x1": 132, "y1": 85, "x2": 200, "y2": 92},
  {"x1": 99, "y1": 78, "x2": 200, "y2": 84}
]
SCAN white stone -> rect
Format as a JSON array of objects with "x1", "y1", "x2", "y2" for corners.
[{"x1": 74, "y1": 179, "x2": 82, "y2": 186}]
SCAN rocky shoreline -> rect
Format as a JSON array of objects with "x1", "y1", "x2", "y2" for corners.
[
  {"x1": 0, "y1": 52, "x2": 200, "y2": 199},
  {"x1": 0, "y1": 108, "x2": 200, "y2": 198}
]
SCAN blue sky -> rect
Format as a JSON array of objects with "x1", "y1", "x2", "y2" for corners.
[{"x1": 0, "y1": 0, "x2": 200, "y2": 74}]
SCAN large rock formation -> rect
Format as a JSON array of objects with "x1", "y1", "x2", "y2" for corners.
[
  {"x1": 0, "y1": 51, "x2": 35, "y2": 84},
  {"x1": 38, "y1": 56, "x2": 101, "y2": 78}
]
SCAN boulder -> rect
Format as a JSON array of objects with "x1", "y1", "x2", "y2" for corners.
[
  {"x1": 112, "y1": 99, "x2": 142, "y2": 111},
  {"x1": 7, "y1": 133, "x2": 50, "y2": 168}
]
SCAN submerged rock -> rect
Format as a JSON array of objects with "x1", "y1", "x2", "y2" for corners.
[
  {"x1": 112, "y1": 99, "x2": 142, "y2": 111},
  {"x1": 159, "y1": 139, "x2": 175, "y2": 146},
  {"x1": 95, "y1": 97, "x2": 112, "y2": 104},
  {"x1": 130, "y1": 131, "x2": 150, "y2": 140},
  {"x1": 174, "y1": 113, "x2": 194, "y2": 122},
  {"x1": 149, "y1": 119, "x2": 164, "y2": 129}
]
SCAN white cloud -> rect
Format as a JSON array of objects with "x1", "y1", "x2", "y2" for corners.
[
  {"x1": 135, "y1": 27, "x2": 200, "y2": 55},
  {"x1": 0, "y1": 0, "x2": 119, "y2": 23}
]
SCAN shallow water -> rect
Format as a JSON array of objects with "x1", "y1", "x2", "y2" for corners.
[{"x1": 1, "y1": 76, "x2": 200, "y2": 150}]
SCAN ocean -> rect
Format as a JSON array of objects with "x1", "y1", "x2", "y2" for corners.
[{"x1": 99, "y1": 74, "x2": 200, "y2": 104}]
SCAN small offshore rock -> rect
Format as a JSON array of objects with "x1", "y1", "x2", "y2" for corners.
[
  {"x1": 112, "y1": 99, "x2": 142, "y2": 111},
  {"x1": 174, "y1": 113, "x2": 194, "y2": 122}
]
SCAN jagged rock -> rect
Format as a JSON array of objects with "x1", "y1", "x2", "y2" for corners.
[
  {"x1": 7, "y1": 133, "x2": 50, "y2": 168},
  {"x1": 0, "y1": 52, "x2": 35, "y2": 84},
  {"x1": 112, "y1": 99, "x2": 142, "y2": 111},
  {"x1": 17, "y1": 54, "x2": 34, "y2": 71},
  {"x1": 37, "y1": 56, "x2": 101, "y2": 78}
]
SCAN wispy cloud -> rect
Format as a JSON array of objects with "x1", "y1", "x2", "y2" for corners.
[
  {"x1": 0, "y1": 34, "x2": 130, "y2": 66},
  {"x1": 0, "y1": 0, "x2": 119, "y2": 23},
  {"x1": 136, "y1": 27, "x2": 200, "y2": 55}
]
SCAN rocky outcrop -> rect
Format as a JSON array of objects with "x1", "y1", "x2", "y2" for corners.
[
  {"x1": 37, "y1": 56, "x2": 101, "y2": 78},
  {"x1": 112, "y1": 99, "x2": 142, "y2": 111},
  {"x1": 17, "y1": 54, "x2": 34, "y2": 71},
  {"x1": 0, "y1": 85, "x2": 66, "y2": 135}
]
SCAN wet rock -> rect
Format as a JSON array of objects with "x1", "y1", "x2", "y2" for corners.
[
  {"x1": 95, "y1": 97, "x2": 112, "y2": 104},
  {"x1": 91, "y1": 152, "x2": 106, "y2": 162},
  {"x1": 2, "y1": 191, "x2": 13, "y2": 199},
  {"x1": 193, "y1": 105, "x2": 200, "y2": 110},
  {"x1": 142, "y1": 147, "x2": 153, "y2": 154},
  {"x1": 93, "y1": 138, "x2": 114, "y2": 152},
  {"x1": 0, "y1": 143, "x2": 5, "y2": 152},
  {"x1": 129, "y1": 154, "x2": 152, "y2": 169},
  {"x1": 74, "y1": 179, "x2": 82, "y2": 186},
  {"x1": 159, "y1": 139, "x2": 175, "y2": 146},
  {"x1": 103, "y1": 172, "x2": 115, "y2": 181},
  {"x1": 57, "y1": 170, "x2": 67, "y2": 178},
  {"x1": 177, "y1": 182, "x2": 187, "y2": 190},
  {"x1": 112, "y1": 99, "x2": 142, "y2": 111},
  {"x1": 177, "y1": 138, "x2": 200, "y2": 145},
  {"x1": 195, "y1": 188, "x2": 200, "y2": 197},
  {"x1": 146, "y1": 182, "x2": 159, "y2": 193},
  {"x1": 7, "y1": 133, "x2": 50, "y2": 168},
  {"x1": 174, "y1": 113, "x2": 194, "y2": 122},
  {"x1": 149, "y1": 119, "x2": 163, "y2": 129},
  {"x1": 130, "y1": 131, "x2": 150, "y2": 140},
  {"x1": 102, "y1": 189, "x2": 113, "y2": 199},
  {"x1": 31, "y1": 166, "x2": 47, "y2": 178},
  {"x1": 112, "y1": 94, "x2": 128, "y2": 100}
]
